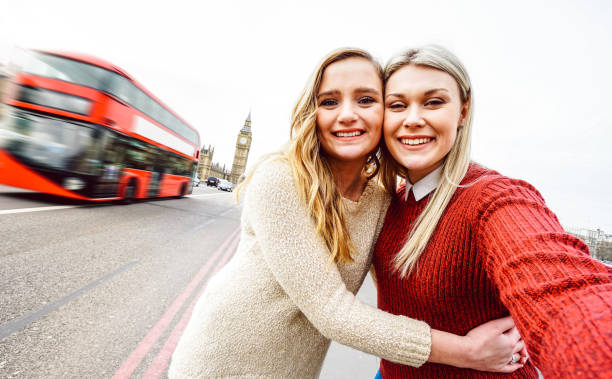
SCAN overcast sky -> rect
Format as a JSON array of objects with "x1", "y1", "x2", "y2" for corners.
[{"x1": 1, "y1": 0, "x2": 611, "y2": 231}]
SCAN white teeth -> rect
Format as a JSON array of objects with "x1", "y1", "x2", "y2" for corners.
[
  {"x1": 336, "y1": 131, "x2": 363, "y2": 137},
  {"x1": 400, "y1": 137, "x2": 432, "y2": 145}
]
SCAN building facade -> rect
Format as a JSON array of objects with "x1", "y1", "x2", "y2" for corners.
[
  {"x1": 197, "y1": 112, "x2": 252, "y2": 184},
  {"x1": 566, "y1": 227, "x2": 612, "y2": 262},
  {"x1": 197, "y1": 145, "x2": 231, "y2": 180}
]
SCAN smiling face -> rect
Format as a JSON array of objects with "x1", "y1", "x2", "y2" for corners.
[
  {"x1": 316, "y1": 57, "x2": 383, "y2": 168},
  {"x1": 384, "y1": 64, "x2": 466, "y2": 184}
]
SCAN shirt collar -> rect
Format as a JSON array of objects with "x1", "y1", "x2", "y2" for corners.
[{"x1": 405, "y1": 166, "x2": 443, "y2": 202}]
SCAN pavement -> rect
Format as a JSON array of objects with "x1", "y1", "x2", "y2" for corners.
[{"x1": 0, "y1": 184, "x2": 380, "y2": 378}]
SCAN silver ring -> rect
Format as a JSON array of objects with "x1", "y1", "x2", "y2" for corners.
[{"x1": 510, "y1": 354, "x2": 520, "y2": 364}]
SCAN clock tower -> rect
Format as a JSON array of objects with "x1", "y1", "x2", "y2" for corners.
[{"x1": 230, "y1": 111, "x2": 252, "y2": 184}]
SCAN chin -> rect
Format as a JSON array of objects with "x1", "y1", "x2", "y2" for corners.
[{"x1": 396, "y1": 160, "x2": 431, "y2": 173}]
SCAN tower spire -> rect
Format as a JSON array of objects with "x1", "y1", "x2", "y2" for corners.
[{"x1": 241, "y1": 109, "x2": 251, "y2": 132}]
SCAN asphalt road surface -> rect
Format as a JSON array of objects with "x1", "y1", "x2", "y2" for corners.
[{"x1": 0, "y1": 184, "x2": 379, "y2": 378}]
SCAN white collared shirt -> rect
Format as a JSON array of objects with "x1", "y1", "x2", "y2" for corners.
[{"x1": 405, "y1": 166, "x2": 443, "y2": 202}]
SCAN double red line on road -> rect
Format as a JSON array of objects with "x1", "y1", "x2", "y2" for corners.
[{"x1": 112, "y1": 226, "x2": 241, "y2": 379}]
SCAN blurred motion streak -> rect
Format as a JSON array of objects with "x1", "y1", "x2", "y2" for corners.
[{"x1": 0, "y1": 49, "x2": 200, "y2": 202}]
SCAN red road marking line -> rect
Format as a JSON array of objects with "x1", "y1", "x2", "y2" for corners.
[
  {"x1": 112, "y1": 226, "x2": 240, "y2": 379},
  {"x1": 142, "y1": 230, "x2": 241, "y2": 378}
]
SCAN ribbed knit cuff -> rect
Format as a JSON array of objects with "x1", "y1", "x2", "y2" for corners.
[{"x1": 399, "y1": 318, "x2": 431, "y2": 367}]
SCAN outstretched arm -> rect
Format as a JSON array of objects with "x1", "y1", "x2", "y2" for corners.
[{"x1": 477, "y1": 178, "x2": 612, "y2": 377}]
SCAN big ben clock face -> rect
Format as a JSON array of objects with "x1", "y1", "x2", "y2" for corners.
[{"x1": 239, "y1": 136, "x2": 247, "y2": 145}]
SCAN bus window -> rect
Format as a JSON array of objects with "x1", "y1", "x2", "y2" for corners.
[
  {"x1": 65, "y1": 126, "x2": 102, "y2": 175},
  {"x1": 108, "y1": 74, "x2": 138, "y2": 106},
  {"x1": 96, "y1": 131, "x2": 122, "y2": 197},
  {"x1": 185, "y1": 159, "x2": 194, "y2": 177},
  {"x1": 124, "y1": 140, "x2": 148, "y2": 170}
]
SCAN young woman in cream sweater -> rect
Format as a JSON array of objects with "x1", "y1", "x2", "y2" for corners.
[{"x1": 169, "y1": 48, "x2": 527, "y2": 378}]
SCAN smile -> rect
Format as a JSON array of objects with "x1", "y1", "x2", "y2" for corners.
[
  {"x1": 333, "y1": 130, "x2": 365, "y2": 137},
  {"x1": 400, "y1": 137, "x2": 433, "y2": 146}
]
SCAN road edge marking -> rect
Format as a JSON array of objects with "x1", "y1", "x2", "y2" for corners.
[
  {"x1": 0, "y1": 205, "x2": 80, "y2": 215},
  {"x1": 142, "y1": 230, "x2": 241, "y2": 378},
  {"x1": 111, "y1": 226, "x2": 240, "y2": 379}
]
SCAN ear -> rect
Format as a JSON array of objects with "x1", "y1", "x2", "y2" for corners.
[{"x1": 459, "y1": 98, "x2": 470, "y2": 127}]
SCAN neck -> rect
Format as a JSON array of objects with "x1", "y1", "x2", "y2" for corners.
[
  {"x1": 328, "y1": 158, "x2": 369, "y2": 202},
  {"x1": 407, "y1": 161, "x2": 444, "y2": 185}
]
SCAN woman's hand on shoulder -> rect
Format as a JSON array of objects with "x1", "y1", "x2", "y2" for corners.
[{"x1": 461, "y1": 316, "x2": 528, "y2": 373}]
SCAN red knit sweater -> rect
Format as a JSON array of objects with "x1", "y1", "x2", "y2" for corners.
[{"x1": 373, "y1": 164, "x2": 612, "y2": 379}]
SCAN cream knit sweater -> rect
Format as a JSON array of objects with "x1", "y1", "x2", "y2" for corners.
[{"x1": 169, "y1": 159, "x2": 431, "y2": 378}]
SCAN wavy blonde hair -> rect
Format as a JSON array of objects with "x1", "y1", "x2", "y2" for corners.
[
  {"x1": 238, "y1": 48, "x2": 383, "y2": 264},
  {"x1": 379, "y1": 45, "x2": 474, "y2": 277}
]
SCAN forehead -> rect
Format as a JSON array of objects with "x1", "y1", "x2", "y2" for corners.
[
  {"x1": 386, "y1": 64, "x2": 460, "y2": 96},
  {"x1": 319, "y1": 57, "x2": 382, "y2": 92}
]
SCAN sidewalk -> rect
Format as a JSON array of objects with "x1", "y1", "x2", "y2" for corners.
[{"x1": 320, "y1": 273, "x2": 379, "y2": 378}]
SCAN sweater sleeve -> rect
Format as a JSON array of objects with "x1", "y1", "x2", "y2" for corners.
[
  {"x1": 476, "y1": 177, "x2": 612, "y2": 378},
  {"x1": 243, "y1": 159, "x2": 431, "y2": 367}
]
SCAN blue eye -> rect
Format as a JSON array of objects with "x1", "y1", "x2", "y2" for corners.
[
  {"x1": 387, "y1": 102, "x2": 406, "y2": 109},
  {"x1": 320, "y1": 99, "x2": 337, "y2": 107},
  {"x1": 425, "y1": 98, "x2": 444, "y2": 106},
  {"x1": 358, "y1": 96, "x2": 375, "y2": 105}
]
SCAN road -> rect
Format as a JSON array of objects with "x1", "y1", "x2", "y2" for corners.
[{"x1": 0, "y1": 184, "x2": 379, "y2": 378}]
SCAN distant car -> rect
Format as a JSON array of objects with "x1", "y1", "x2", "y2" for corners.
[
  {"x1": 206, "y1": 177, "x2": 219, "y2": 187},
  {"x1": 217, "y1": 179, "x2": 233, "y2": 192},
  {"x1": 193, "y1": 176, "x2": 201, "y2": 187}
]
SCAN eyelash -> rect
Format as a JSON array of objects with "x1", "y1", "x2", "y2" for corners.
[
  {"x1": 387, "y1": 99, "x2": 446, "y2": 109},
  {"x1": 319, "y1": 96, "x2": 377, "y2": 107},
  {"x1": 319, "y1": 99, "x2": 337, "y2": 107},
  {"x1": 425, "y1": 98, "x2": 445, "y2": 106},
  {"x1": 358, "y1": 96, "x2": 376, "y2": 105},
  {"x1": 388, "y1": 102, "x2": 406, "y2": 109}
]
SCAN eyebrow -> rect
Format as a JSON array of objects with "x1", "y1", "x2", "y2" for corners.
[
  {"x1": 317, "y1": 87, "x2": 381, "y2": 98},
  {"x1": 386, "y1": 88, "x2": 450, "y2": 99},
  {"x1": 424, "y1": 88, "x2": 449, "y2": 96}
]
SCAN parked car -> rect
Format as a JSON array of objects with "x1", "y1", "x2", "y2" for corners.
[
  {"x1": 206, "y1": 177, "x2": 219, "y2": 187},
  {"x1": 217, "y1": 179, "x2": 233, "y2": 192}
]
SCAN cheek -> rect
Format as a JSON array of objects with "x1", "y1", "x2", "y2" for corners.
[
  {"x1": 383, "y1": 113, "x2": 400, "y2": 140},
  {"x1": 437, "y1": 126, "x2": 458, "y2": 158},
  {"x1": 316, "y1": 111, "x2": 332, "y2": 133},
  {"x1": 361, "y1": 106, "x2": 383, "y2": 129}
]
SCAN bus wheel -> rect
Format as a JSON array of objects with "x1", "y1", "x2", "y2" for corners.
[
  {"x1": 123, "y1": 181, "x2": 137, "y2": 204},
  {"x1": 177, "y1": 184, "x2": 187, "y2": 198}
]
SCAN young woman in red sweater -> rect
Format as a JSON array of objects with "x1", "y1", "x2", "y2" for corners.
[{"x1": 373, "y1": 45, "x2": 612, "y2": 378}]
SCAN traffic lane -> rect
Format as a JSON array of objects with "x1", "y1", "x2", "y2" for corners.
[
  {"x1": 0, "y1": 192, "x2": 234, "y2": 324},
  {"x1": 0, "y1": 185, "x2": 88, "y2": 211},
  {"x1": 0, "y1": 184, "x2": 221, "y2": 212},
  {"x1": 0, "y1": 193, "x2": 240, "y2": 378},
  {"x1": 0, "y1": 186, "x2": 225, "y2": 256}
]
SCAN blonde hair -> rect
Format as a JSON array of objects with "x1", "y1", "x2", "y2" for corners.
[
  {"x1": 379, "y1": 45, "x2": 474, "y2": 277},
  {"x1": 238, "y1": 47, "x2": 383, "y2": 264}
]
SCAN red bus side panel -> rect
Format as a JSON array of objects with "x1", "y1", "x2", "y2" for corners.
[{"x1": 0, "y1": 149, "x2": 89, "y2": 200}]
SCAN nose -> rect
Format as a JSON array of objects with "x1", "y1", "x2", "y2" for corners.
[
  {"x1": 338, "y1": 102, "x2": 358, "y2": 124},
  {"x1": 402, "y1": 105, "x2": 425, "y2": 128}
]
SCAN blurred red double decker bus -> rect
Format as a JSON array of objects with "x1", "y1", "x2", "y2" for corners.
[{"x1": 0, "y1": 49, "x2": 200, "y2": 202}]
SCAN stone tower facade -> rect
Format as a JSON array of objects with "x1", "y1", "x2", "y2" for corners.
[
  {"x1": 230, "y1": 112, "x2": 252, "y2": 184},
  {"x1": 198, "y1": 145, "x2": 214, "y2": 179}
]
